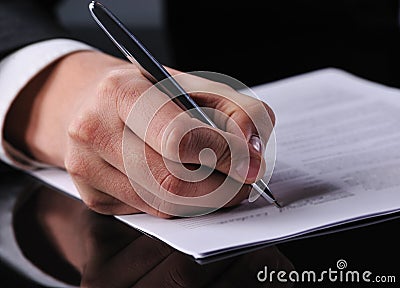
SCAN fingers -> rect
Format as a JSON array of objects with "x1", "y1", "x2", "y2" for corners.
[
  {"x1": 65, "y1": 150, "x2": 140, "y2": 215},
  {"x1": 72, "y1": 180, "x2": 140, "y2": 215},
  {"x1": 123, "y1": 128, "x2": 251, "y2": 215},
  {"x1": 154, "y1": 117, "x2": 265, "y2": 183},
  {"x1": 109, "y1": 72, "x2": 267, "y2": 183},
  {"x1": 66, "y1": 117, "x2": 250, "y2": 216},
  {"x1": 66, "y1": 144, "x2": 176, "y2": 217}
]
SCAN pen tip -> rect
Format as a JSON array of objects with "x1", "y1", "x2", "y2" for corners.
[{"x1": 274, "y1": 201, "x2": 282, "y2": 208}]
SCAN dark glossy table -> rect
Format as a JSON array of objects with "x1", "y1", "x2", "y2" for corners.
[{"x1": 0, "y1": 161, "x2": 399, "y2": 288}]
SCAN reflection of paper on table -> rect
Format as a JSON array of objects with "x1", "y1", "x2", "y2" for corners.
[{"x1": 31, "y1": 68, "x2": 400, "y2": 260}]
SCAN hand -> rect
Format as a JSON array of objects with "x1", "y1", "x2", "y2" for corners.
[{"x1": 5, "y1": 51, "x2": 275, "y2": 217}]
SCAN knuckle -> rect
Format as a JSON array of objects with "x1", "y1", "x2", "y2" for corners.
[
  {"x1": 214, "y1": 136, "x2": 231, "y2": 164},
  {"x1": 155, "y1": 210, "x2": 174, "y2": 219},
  {"x1": 196, "y1": 127, "x2": 229, "y2": 163},
  {"x1": 210, "y1": 129, "x2": 229, "y2": 156},
  {"x1": 152, "y1": 196, "x2": 176, "y2": 218},
  {"x1": 82, "y1": 195, "x2": 118, "y2": 215},
  {"x1": 64, "y1": 153, "x2": 89, "y2": 179},
  {"x1": 159, "y1": 173, "x2": 187, "y2": 195},
  {"x1": 248, "y1": 100, "x2": 275, "y2": 125},
  {"x1": 67, "y1": 111, "x2": 101, "y2": 145},
  {"x1": 163, "y1": 121, "x2": 229, "y2": 165},
  {"x1": 97, "y1": 70, "x2": 152, "y2": 120},
  {"x1": 67, "y1": 112, "x2": 118, "y2": 154},
  {"x1": 117, "y1": 79, "x2": 150, "y2": 118},
  {"x1": 162, "y1": 121, "x2": 191, "y2": 162},
  {"x1": 96, "y1": 69, "x2": 129, "y2": 98},
  {"x1": 97, "y1": 71, "x2": 126, "y2": 114},
  {"x1": 175, "y1": 129, "x2": 195, "y2": 162}
]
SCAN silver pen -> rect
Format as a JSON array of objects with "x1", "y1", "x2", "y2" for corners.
[{"x1": 89, "y1": 1, "x2": 281, "y2": 208}]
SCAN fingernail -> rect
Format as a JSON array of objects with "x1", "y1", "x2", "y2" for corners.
[
  {"x1": 249, "y1": 135, "x2": 263, "y2": 154},
  {"x1": 235, "y1": 157, "x2": 261, "y2": 181}
]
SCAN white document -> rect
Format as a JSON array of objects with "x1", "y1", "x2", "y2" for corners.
[{"x1": 31, "y1": 68, "x2": 400, "y2": 260}]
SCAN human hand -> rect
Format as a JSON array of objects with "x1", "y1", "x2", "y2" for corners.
[{"x1": 5, "y1": 51, "x2": 275, "y2": 217}]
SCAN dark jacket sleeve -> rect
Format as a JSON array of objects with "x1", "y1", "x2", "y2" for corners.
[{"x1": 0, "y1": 0, "x2": 71, "y2": 60}]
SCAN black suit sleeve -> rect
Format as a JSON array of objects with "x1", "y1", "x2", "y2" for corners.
[{"x1": 0, "y1": 0, "x2": 71, "y2": 60}]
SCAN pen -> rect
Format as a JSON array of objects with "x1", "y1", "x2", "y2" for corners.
[{"x1": 88, "y1": 1, "x2": 281, "y2": 208}]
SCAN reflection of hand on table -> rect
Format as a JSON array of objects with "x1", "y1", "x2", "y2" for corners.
[{"x1": 35, "y1": 187, "x2": 293, "y2": 288}]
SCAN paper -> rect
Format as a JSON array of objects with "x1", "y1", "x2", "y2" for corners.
[{"x1": 31, "y1": 68, "x2": 400, "y2": 259}]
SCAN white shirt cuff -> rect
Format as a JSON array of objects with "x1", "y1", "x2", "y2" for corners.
[{"x1": 0, "y1": 39, "x2": 96, "y2": 169}]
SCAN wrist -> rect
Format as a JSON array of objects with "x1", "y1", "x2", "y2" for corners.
[
  {"x1": 4, "y1": 51, "x2": 126, "y2": 167},
  {"x1": 4, "y1": 59, "x2": 60, "y2": 162}
]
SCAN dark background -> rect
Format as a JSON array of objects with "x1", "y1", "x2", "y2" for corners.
[
  {"x1": 167, "y1": 1, "x2": 400, "y2": 88},
  {"x1": 56, "y1": 0, "x2": 400, "y2": 88}
]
